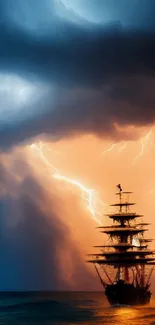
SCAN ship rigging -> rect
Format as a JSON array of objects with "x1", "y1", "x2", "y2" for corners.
[{"x1": 87, "y1": 185, "x2": 155, "y2": 305}]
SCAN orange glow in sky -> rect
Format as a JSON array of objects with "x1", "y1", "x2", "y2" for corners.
[
  {"x1": 2, "y1": 124, "x2": 155, "y2": 290},
  {"x1": 24, "y1": 125, "x2": 155, "y2": 254}
]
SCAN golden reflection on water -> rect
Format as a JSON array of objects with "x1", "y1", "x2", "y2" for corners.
[
  {"x1": 75, "y1": 293, "x2": 155, "y2": 325},
  {"x1": 96, "y1": 303, "x2": 146, "y2": 325},
  {"x1": 114, "y1": 307, "x2": 138, "y2": 321}
]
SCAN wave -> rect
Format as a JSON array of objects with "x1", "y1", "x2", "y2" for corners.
[{"x1": 0, "y1": 298, "x2": 98, "y2": 323}]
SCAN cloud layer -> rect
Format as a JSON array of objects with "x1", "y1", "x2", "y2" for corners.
[{"x1": 0, "y1": 0, "x2": 155, "y2": 148}]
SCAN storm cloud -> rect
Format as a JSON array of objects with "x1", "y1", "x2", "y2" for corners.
[
  {"x1": 0, "y1": 159, "x2": 98, "y2": 290},
  {"x1": 0, "y1": 0, "x2": 155, "y2": 148}
]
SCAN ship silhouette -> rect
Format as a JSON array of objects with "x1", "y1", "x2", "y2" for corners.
[{"x1": 87, "y1": 185, "x2": 155, "y2": 305}]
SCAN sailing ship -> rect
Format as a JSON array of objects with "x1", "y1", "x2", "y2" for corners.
[{"x1": 87, "y1": 184, "x2": 155, "y2": 305}]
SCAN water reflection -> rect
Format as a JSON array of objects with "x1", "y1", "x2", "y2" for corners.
[
  {"x1": 95, "y1": 299, "x2": 155, "y2": 325},
  {"x1": 114, "y1": 307, "x2": 139, "y2": 324}
]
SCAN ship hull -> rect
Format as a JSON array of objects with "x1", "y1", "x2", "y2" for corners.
[{"x1": 105, "y1": 281, "x2": 151, "y2": 306}]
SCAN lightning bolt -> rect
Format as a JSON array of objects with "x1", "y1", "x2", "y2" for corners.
[
  {"x1": 101, "y1": 128, "x2": 155, "y2": 165},
  {"x1": 101, "y1": 142, "x2": 127, "y2": 158},
  {"x1": 132, "y1": 139, "x2": 145, "y2": 165},
  {"x1": 101, "y1": 143, "x2": 115, "y2": 156},
  {"x1": 118, "y1": 142, "x2": 127, "y2": 154},
  {"x1": 30, "y1": 142, "x2": 108, "y2": 225},
  {"x1": 30, "y1": 142, "x2": 58, "y2": 174},
  {"x1": 132, "y1": 128, "x2": 152, "y2": 165}
]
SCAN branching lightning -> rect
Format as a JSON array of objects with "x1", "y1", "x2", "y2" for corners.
[
  {"x1": 29, "y1": 127, "x2": 155, "y2": 226},
  {"x1": 132, "y1": 128, "x2": 152, "y2": 165},
  {"x1": 30, "y1": 142, "x2": 58, "y2": 174},
  {"x1": 132, "y1": 139, "x2": 145, "y2": 165},
  {"x1": 118, "y1": 142, "x2": 127, "y2": 154},
  {"x1": 101, "y1": 128, "x2": 154, "y2": 165},
  {"x1": 101, "y1": 143, "x2": 115, "y2": 156},
  {"x1": 30, "y1": 142, "x2": 108, "y2": 225},
  {"x1": 101, "y1": 142, "x2": 128, "y2": 157}
]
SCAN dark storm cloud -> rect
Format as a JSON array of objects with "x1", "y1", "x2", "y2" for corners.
[
  {"x1": 1, "y1": 0, "x2": 155, "y2": 147},
  {"x1": 1, "y1": 20, "x2": 155, "y2": 86},
  {"x1": 0, "y1": 161, "x2": 98, "y2": 290}
]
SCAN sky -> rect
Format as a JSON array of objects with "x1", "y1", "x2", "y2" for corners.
[{"x1": 1, "y1": 0, "x2": 155, "y2": 290}]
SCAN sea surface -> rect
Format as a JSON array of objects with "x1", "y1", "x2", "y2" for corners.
[{"x1": 0, "y1": 291, "x2": 155, "y2": 325}]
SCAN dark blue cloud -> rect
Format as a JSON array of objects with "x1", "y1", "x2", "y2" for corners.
[{"x1": 0, "y1": 0, "x2": 155, "y2": 148}]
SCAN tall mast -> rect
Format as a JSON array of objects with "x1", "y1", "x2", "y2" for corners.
[{"x1": 117, "y1": 183, "x2": 122, "y2": 213}]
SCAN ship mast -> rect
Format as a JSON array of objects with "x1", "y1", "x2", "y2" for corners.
[{"x1": 87, "y1": 185, "x2": 155, "y2": 288}]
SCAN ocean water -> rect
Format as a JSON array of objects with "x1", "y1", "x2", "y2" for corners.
[{"x1": 0, "y1": 291, "x2": 155, "y2": 325}]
